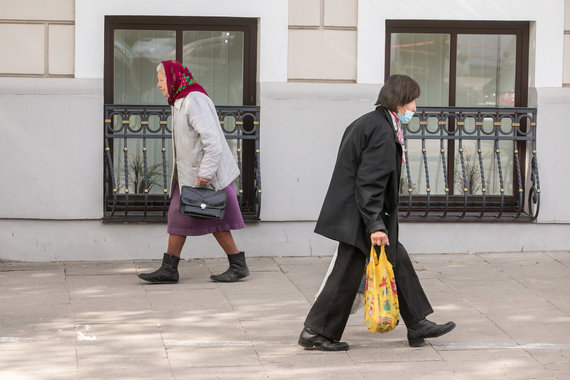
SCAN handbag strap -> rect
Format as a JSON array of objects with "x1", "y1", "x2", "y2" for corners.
[{"x1": 192, "y1": 184, "x2": 217, "y2": 191}]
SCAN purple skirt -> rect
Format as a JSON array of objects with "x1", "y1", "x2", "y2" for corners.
[{"x1": 167, "y1": 182, "x2": 245, "y2": 236}]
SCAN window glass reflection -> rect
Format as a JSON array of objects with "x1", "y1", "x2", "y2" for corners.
[
  {"x1": 456, "y1": 34, "x2": 516, "y2": 107},
  {"x1": 183, "y1": 31, "x2": 244, "y2": 106},
  {"x1": 114, "y1": 30, "x2": 176, "y2": 105},
  {"x1": 390, "y1": 33, "x2": 450, "y2": 107}
]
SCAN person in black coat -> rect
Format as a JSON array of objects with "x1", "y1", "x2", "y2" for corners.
[{"x1": 299, "y1": 75, "x2": 455, "y2": 351}]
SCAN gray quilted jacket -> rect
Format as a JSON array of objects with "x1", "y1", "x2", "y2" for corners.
[{"x1": 169, "y1": 92, "x2": 240, "y2": 194}]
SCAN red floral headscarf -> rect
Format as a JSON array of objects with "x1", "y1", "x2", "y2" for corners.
[{"x1": 161, "y1": 60, "x2": 208, "y2": 106}]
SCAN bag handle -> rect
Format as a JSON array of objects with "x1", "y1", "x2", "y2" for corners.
[
  {"x1": 371, "y1": 245, "x2": 385, "y2": 260},
  {"x1": 370, "y1": 245, "x2": 385, "y2": 264},
  {"x1": 191, "y1": 184, "x2": 217, "y2": 191}
]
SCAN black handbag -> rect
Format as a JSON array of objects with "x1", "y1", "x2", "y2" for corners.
[{"x1": 179, "y1": 185, "x2": 227, "y2": 219}]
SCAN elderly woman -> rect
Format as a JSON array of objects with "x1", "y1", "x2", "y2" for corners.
[
  {"x1": 138, "y1": 60, "x2": 248, "y2": 284},
  {"x1": 299, "y1": 75, "x2": 455, "y2": 351}
]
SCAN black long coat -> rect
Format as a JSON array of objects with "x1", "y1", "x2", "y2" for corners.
[{"x1": 314, "y1": 106, "x2": 402, "y2": 259}]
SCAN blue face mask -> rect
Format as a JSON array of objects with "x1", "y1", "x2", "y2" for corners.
[{"x1": 397, "y1": 109, "x2": 414, "y2": 123}]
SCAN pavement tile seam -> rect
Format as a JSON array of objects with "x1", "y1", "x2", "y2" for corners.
[
  {"x1": 67, "y1": 263, "x2": 173, "y2": 377},
  {"x1": 58, "y1": 263, "x2": 82, "y2": 375},
  {"x1": 139, "y1": 280, "x2": 180, "y2": 378},
  {"x1": 428, "y1": 263, "x2": 526, "y2": 347},
  {"x1": 493, "y1": 274, "x2": 570, "y2": 319},
  {"x1": 158, "y1": 339, "x2": 568, "y2": 352},
  {"x1": 149, "y1": 265, "x2": 263, "y2": 374},
  {"x1": 271, "y1": 258, "x2": 316, "y2": 305},
  {"x1": 545, "y1": 251, "x2": 570, "y2": 266},
  {"x1": 433, "y1": 343, "x2": 570, "y2": 350},
  {"x1": 65, "y1": 273, "x2": 137, "y2": 277}
]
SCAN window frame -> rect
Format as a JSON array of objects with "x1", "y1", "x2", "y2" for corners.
[
  {"x1": 103, "y1": 16, "x2": 259, "y2": 220},
  {"x1": 104, "y1": 16, "x2": 257, "y2": 105},
  {"x1": 385, "y1": 20, "x2": 531, "y2": 210},
  {"x1": 385, "y1": 20, "x2": 529, "y2": 108}
]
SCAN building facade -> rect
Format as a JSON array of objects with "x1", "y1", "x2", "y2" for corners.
[{"x1": 1, "y1": 0, "x2": 569, "y2": 261}]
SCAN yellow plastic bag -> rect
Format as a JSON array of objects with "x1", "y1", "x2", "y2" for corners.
[{"x1": 364, "y1": 245, "x2": 399, "y2": 333}]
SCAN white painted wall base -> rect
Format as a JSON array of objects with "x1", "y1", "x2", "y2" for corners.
[
  {"x1": 1, "y1": 219, "x2": 568, "y2": 262},
  {"x1": 399, "y1": 222, "x2": 570, "y2": 254}
]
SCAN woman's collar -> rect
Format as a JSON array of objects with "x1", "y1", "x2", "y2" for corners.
[
  {"x1": 388, "y1": 110, "x2": 399, "y2": 130},
  {"x1": 174, "y1": 97, "x2": 184, "y2": 110}
]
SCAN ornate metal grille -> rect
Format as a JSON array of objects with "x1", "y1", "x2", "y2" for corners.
[
  {"x1": 400, "y1": 107, "x2": 540, "y2": 221},
  {"x1": 103, "y1": 105, "x2": 539, "y2": 223},
  {"x1": 103, "y1": 105, "x2": 261, "y2": 222}
]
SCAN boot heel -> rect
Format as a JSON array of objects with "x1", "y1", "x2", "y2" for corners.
[
  {"x1": 298, "y1": 336, "x2": 313, "y2": 348},
  {"x1": 408, "y1": 337, "x2": 425, "y2": 347}
]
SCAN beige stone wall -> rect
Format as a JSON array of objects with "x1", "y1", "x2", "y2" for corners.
[
  {"x1": 0, "y1": 0, "x2": 74, "y2": 77},
  {"x1": 288, "y1": 0, "x2": 357, "y2": 82},
  {"x1": 562, "y1": 0, "x2": 570, "y2": 87}
]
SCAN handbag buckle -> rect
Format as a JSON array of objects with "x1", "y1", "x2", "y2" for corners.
[{"x1": 200, "y1": 203, "x2": 207, "y2": 210}]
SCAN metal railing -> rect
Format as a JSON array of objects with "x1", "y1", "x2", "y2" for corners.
[
  {"x1": 399, "y1": 106, "x2": 540, "y2": 221},
  {"x1": 103, "y1": 104, "x2": 261, "y2": 222},
  {"x1": 103, "y1": 105, "x2": 539, "y2": 223}
]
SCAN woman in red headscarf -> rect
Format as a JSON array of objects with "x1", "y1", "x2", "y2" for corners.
[{"x1": 138, "y1": 60, "x2": 248, "y2": 284}]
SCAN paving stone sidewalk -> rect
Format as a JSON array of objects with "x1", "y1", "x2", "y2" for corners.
[{"x1": 1, "y1": 251, "x2": 569, "y2": 379}]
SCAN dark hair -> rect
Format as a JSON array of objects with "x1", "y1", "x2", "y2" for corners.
[{"x1": 375, "y1": 75, "x2": 420, "y2": 111}]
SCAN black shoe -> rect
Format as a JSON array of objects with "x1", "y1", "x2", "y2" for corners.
[
  {"x1": 298, "y1": 327, "x2": 349, "y2": 351},
  {"x1": 407, "y1": 319, "x2": 456, "y2": 347},
  {"x1": 138, "y1": 253, "x2": 180, "y2": 284},
  {"x1": 210, "y1": 251, "x2": 250, "y2": 282}
]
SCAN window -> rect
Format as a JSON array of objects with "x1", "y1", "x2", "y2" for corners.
[
  {"x1": 103, "y1": 16, "x2": 259, "y2": 220},
  {"x1": 386, "y1": 21, "x2": 537, "y2": 219}
]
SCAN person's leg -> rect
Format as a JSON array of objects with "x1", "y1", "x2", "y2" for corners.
[
  {"x1": 210, "y1": 230, "x2": 249, "y2": 282},
  {"x1": 167, "y1": 234, "x2": 187, "y2": 257},
  {"x1": 303, "y1": 242, "x2": 366, "y2": 342},
  {"x1": 393, "y1": 242, "x2": 433, "y2": 326},
  {"x1": 212, "y1": 230, "x2": 239, "y2": 254},
  {"x1": 394, "y1": 242, "x2": 455, "y2": 346},
  {"x1": 138, "y1": 234, "x2": 185, "y2": 284}
]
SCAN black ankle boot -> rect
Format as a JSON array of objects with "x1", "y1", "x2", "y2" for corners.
[
  {"x1": 298, "y1": 327, "x2": 349, "y2": 351},
  {"x1": 138, "y1": 253, "x2": 180, "y2": 284},
  {"x1": 210, "y1": 251, "x2": 249, "y2": 282},
  {"x1": 407, "y1": 318, "x2": 456, "y2": 347}
]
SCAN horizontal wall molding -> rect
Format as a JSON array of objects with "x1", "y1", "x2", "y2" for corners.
[
  {"x1": 0, "y1": 77, "x2": 102, "y2": 96},
  {"x1": 288, "y1": 25, "x2": 356, "y2": 30},
  {"x1": 287, "y1": 78, "x2": 356, "y2": 83},
  {"x1": 0, "y1": 73, "x2": 73, "y2": 78},
  {"x1": 0, "y1": 19, "x2": 74, "y2": 25}
]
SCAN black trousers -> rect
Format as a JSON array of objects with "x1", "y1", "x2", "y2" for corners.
[{"x1": 304, "y1": 241, "x2": 433, "y2": 341}]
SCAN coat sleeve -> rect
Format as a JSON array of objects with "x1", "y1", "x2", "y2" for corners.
[
  {"x1": 186, "y1": 94, "x2": 222, "y2": 181},
  {"x1": 354, "y1": 125, "x2": 396, "y2": 236}
]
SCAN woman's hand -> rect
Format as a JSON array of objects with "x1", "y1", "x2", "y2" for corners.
[
  {"x1": 194, "y1": 177, "x2": 211, "y2": 187},
  {"x1": 370, "y1": 231, "x2": 389, "y2": 247}
]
